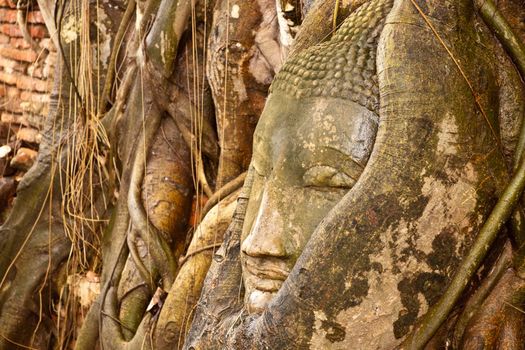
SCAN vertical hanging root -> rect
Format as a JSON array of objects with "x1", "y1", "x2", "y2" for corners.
[
  {"x1": 16, "y1": 0, "x2": 43, "y2": 54},
  {"x1": 401, "y1": 3, "x2": 525, "y2": 348},
  {"x1": 99, "y1": 0, "x2": 137, "y2": 113},
  {"x1": 127, "y1": 111, "x2": 177, "y2": 291},
  {"x1": 167, "y1": 113, "x2": 214, "y2": 198}
]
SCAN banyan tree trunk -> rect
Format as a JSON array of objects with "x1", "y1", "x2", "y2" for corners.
[{"x1": 77, "y1": 0, "x2": 276, "y2": 348}]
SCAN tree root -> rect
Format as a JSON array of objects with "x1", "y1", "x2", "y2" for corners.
[
  {"x1": 99, "y1": 0, "x2": 137, "y2": 113},
  {"x1": 167, "y1": 108, "x2": 213, "y2": 198},
  {"x1": 74, "y1": 299, "x2": 101, "y2": 350},
  {"x1": 199, "y1": 171, "x2": 246, "y2": 222},
  {"x1": 178, "y1": 243, "x2": 224, "y2": 266},
  {"x1": 101, "y1": 287, "x2": 154, "y2": 350},
  {"x1": 460, "y1": 268, "x2": 525, "y2": 349},
  {"x1": 401, "y1": 3, "x2": 525, "y2": 347},
  {"x1": 154, "y1": 186, "x2": 242, "y2": 349},
  {"x1": 401, "y1": 126, "x2": 525, "y2": 349},
  {"x1": 453, "y1": 245, "x2": 513, "y2": 347},
  {"x1": 127, "y1": 229, "x2": 155, "y2": 290},
  {"x1": 127, "y1": 110, "x2": 177, "y2": 291}
]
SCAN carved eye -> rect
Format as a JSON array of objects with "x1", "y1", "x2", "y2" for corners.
[{"x1": 303, "y1": 165, "x2": 356, "y2": 189}]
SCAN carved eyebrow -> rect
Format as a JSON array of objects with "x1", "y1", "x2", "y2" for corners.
[
  {"x1": 321, "y1": 145, "x2": 366, "y2": 170},
  {"x1": 298, "y1": 144, "x2": 365, "y2": 170}
]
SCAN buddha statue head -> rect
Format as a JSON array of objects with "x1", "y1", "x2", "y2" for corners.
[{"x1": 239, "y1": 0, "x2": 392, "y2": 314}]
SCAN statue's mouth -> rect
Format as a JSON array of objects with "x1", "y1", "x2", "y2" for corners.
[{"x1": 243, "y1": 258, "x2": 290, "y2": 292}]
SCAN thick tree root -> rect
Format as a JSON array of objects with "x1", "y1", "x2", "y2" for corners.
[
  {"x1": 461, "y1": 268, "x2": 525, "y2": 349},
  {"x1": 402, "y1": 2, "x2": 525, "y2": 347},
  {"x1": 453, "y1": 245, "x2": 513, "y2": 347},
  {"x1": 154, "y1": 189, "x2": 239, "y2": 349},
  {"x1": 127, "y1": 110, "x2": 177, "y2": 291},
  {"x1": 401, "y1": 110, "x2": 525, "y2": 349},
  {"x1": 199, "y1": 171, "x2": 246, "y2": 221}
]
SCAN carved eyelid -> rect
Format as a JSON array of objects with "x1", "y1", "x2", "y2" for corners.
[{"x1": 303, "y1": 165, "x2": 357, "y2": 188}]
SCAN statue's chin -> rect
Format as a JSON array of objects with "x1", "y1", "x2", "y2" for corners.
[{"x1": 246, "y1": 289, "x2": 275, "y2": 314}]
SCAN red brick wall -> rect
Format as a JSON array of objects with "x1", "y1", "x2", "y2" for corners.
[
  {"x1": 0, "y1": 0, "x2": 56, "y2": 211},
  {"x1": 0, "y1": 0, "x2": 55, "y2": 214}
]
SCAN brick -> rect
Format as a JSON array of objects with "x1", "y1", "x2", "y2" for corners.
[
  {"x1": 0, "y1": 8, "x2": 18, "y2": 23},
  {"x1": 11, "y1": 38, "x2": 48, "y2": 54},
  {"x1": 0, "y1": 0, "x2": 17, "y2": 9},
  {"x1": 28, "y1": 24, "x2": 47, "y2": 39},
  {"x1": 0, "y1": 85, "x2": 5, "y2": 97},
  {"x1": 0, "y1": 34, "x2": 9, "y2": 44},
  {"x1": 0, "y1": 23, "x2": 47, "y2": 39},
  {"x1": 10, "y1": 146, "x2": 37, "y2": 170},
  {"x1": 27, "y1": 11, "x2": 45, "y2": 24},
  {"x1": 26, "y1": 63, "x2": 42, "y2": 77},
  {"x1": 0, "y1": 46, "x2": 37, "y2": 62},
  {"x1": 0, "y1": 71, "x2": 18, "y2": 85},
  {"x1": 0, "y1": 9, "x2": 44, "y2": 24},
  {"x1": 15, "y1": 74, "x2": 49, "y2": 92},
  {"x1": 30, "y1": 12, "x2": 44, "y2": 24},
  {"x1": 20, "y1": 90, "x2": 48, "y2": 102},
  {"x1": 0, "y1": 56, "x2": 26, "y2": 73},
  {"x1": 0, "y1": 24, "x2": 21, "y2": 37},
  {"x1": 5, "y1": 86, "x2": 18, "y2": 98},
  {"x1": 24, "y1": 112, "x2": 44, "y2": 129},
  {"x1": 1, "y1": 112, "x2": 29, "y2": 127},
  {"x1": 16, "y1": 127, "x2": 40, "y2": 143},
  {"x1": 0, "y1": 9, "x2": 46, "y2": 25},
  {"x1": 9, "y1": 37, "x2": 31, "y2": 49},
  {"x1": 20, "y1": 100, "x2": 43, "y2": 114},
  {"x1": 2, "y1": 112, "x2": 44, "y2": 130},
  {"x1": 2, "y1": 98, "x2": 22, "y2": 113}
]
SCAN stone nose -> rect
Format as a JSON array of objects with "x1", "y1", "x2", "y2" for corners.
[{"x1": 241, "y1": 188, "x2": 288, "y2": 258}]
